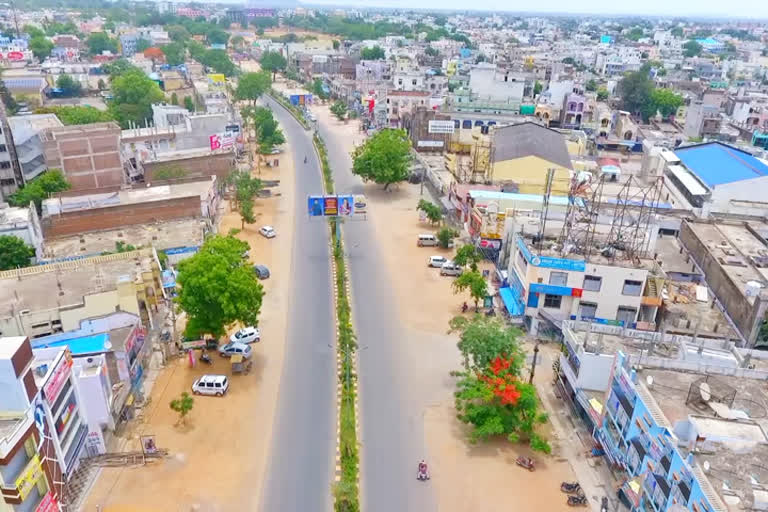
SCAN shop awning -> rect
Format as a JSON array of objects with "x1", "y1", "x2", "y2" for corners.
[{"x1": 499, "y1": 287, "x2": 524, "y2": 316}]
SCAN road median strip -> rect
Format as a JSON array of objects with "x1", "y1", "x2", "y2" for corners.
[{"x1": 267, "y1": 88, "x2": 311, "y2": 130}]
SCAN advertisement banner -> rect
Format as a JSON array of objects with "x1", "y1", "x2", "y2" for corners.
[
  {"x1": 428, "y1": 120, "x2": 455, "y2": 134},
  {"x1": 35, "y1": 491, "x2": 59, "y2": 512},
  {"x1": 308, "y1": 196, "x2": 324, "y2": 217},
  {"x1": 43, "y1": 350, "x2": 73, "y2": 404},
  {"x1": 417, "y1": 140, "x2": 444, "y2": 148},
  {"x1": 323, "y1": 196, "x2": 338, "y2": 216},
  {"x1": 15, "y1": 455, "x2": 43, "y2": 501},
  {"x1": 337, "y1": 195, "x2": 354, "y2": 216},
  {"x1": 353, "y1": 195, "x2": 367, "y2": 215},
  {"x1": 480, "y1": 212, "x2": 506, "y2": 240},
  {"x1": 209, "y1": 134, "x2": 221, "y2": 150}
]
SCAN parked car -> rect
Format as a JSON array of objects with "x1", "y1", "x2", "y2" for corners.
[
  {"x1": 192, "y1": 374, "x2": 229, "y2": 396},
  {"x1": 417, "y1": 234, "x2": 438, "y2": 246},
  {"x1": 428, "y1": 255, "x2": 448, "y2": 268},
  {"x1": 440, "y1": 261, "x2": 463, "y2": 276},
  {"x1": 230, "y1": 326, "x2": 260, "y2": 344},
  {"x1": 253, "y1": 264, "x2": 270, "y2": 280},
  {"x1": 259, "y1": 226, "x2": 276, "y2": 238},
  {"x1": 218, "y1": 342, "x2": 253, "y2": 358}
]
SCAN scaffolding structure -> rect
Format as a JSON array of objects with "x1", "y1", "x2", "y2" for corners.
[{"x1": 556, "y1": 175, "x2": 665, "y2": 264}]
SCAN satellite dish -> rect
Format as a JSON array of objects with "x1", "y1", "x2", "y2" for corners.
[
  {"x1": 699, "y1": 382, "x2": 711, "y2": 402},
  {"x1": 646, "y1": 375, "x2": 654, "y2": 387}
]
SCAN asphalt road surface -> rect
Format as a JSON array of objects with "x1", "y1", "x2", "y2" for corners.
[
  {"x1": 259, "y1": 96, "x2": 336, "y2": 512},
  {"x1": 317, "y1": 121, "x2": 438, "y2": 512}
]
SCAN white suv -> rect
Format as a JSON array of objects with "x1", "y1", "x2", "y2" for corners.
[
  {"x1": 192, "y1": 375, "x2": 229, "y2": 396},
  {"x1": 230, "y1": 326, "x2": 260, "y2": 344},
  {"x1": 259, "y1": 226, "x2": 276, "y2": 238}
]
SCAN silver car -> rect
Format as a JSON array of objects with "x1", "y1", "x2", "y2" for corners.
[{"x1": 218, "y1": 342, "x2": 253, "y2": 358}]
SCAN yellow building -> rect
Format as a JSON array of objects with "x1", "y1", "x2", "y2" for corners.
[{"x1": 490, "y1": 122, "x2": 573, "y2": 196}]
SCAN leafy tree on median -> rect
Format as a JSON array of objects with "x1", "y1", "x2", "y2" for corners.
[
  {"x1": 260, "y1": 51, "x2": 287, "y2": 80},
  {"x1": 330, "y1": 100, "x2": 348, "y2": 121},
  {"x1": 108, "y1": 70, "x2": 165, "y2": 128},
  {"x1": 235, "y1": 71, "x2": 271, "y2": 105},
  {"x1": 452, "y1": 271, "x2": 488, "y2": 312},
  {"x1": 228, "y1": 169, "x2": 263, "y2": 229},
  {"x1": 8, "y1": 169, "x2": 70, "y2": 211},
  {"x1": 0, "y1": 235, "x2": 35, "y2": 270},
  {"x1": 352, "y1": 129, "x2": 411, "y2": 191},
  {"x1": 176, "y1": 234, "x2": 265, "y2": 339},
  {"x1": 416, "y1": 199, "x2": 442, "y2": 225}
]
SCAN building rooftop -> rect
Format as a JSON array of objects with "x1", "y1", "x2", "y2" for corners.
[
  {"x1": 0, "y1": 249, "x2": 157, "y2": 319},
  {"x1": 492, "y1": 121, "x2": 573, "y2": 170},
  {"x1": 43, "y1": 217, "x2": 206, "y2": 258},
  {"x1": 42, "y1": 178, "x2": 216, "y2": 216},
  {"x1": 33, "y1": 326, "x2": 134, "y2": 355},
  {"x1": 0, "y1": 336, "x2": 27, "y2": 360},
  {"x1": 8, "y1": 114, "x2": 63, "y2": 144},
  {"x1": 0, "y1": 205, "x2": 30, "y2": 226},
  {"x1": 675, "y1": 142, "x2": 768, "y2": 188}
]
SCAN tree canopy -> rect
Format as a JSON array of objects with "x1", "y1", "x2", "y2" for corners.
[
  {"x1": 176, "y1": 235, "x2": 265, "y2": 339},
  {"x1": 197, "y1": 48, "x2": 237, "y2": 76},
  {"x1": 352, "y1": 129, "x2": 411, "y2": 190},
  {"x1": 453, "y1": 244, "x2": 482, "y2": 271},
  {"x1": 417, "y1": 199, "x2": 442, "y2": 225},
  {"x1": 8, "y1": 169, "x2": 70, "y2": 211},
  {"x1": 243, "y1": 106, "x2": 285, "y2": 153},
  {"x1": 617, "y1": 65, "x2": 683, "y2": 121},
  {"x1": 29, "y1": 35, "x2": 53, "y2": 61},
  {"x1": 86, "y1": 32, "x2": 118, "y2": 55},
  {"x1": 313, "y1": 78, "x2": 329, "y2": 101},
  {"x1": 55, "y1": 74, "x2": 82, "y2": 97},
  {"x1": 206, "y1": 28, "x2": 229, "y2": 46},
  {"x1": 360, "y1": 45, "x2": 385, "y2": 60},
  {"x1": 330, "y1": 100, "x2": 348, "y2": 121},
  {"x1": 160, "y1": 42, "x2": 185, "y2": 66},
  {"x1": 683, "y1": 40, "x2": 703, "y2": 57},
  {"x1": 108, "y1": 70, "x2": 166, "y2": 128},
  {"x1": 452, "y1": 271, "x2": 488, "y2": 311},
  {"x1": 235, "y1": 71, "x2": 271, "y2": 104},
  {"x1": 0, "y1": 235, "x2": 35, "y2": 270},
  {"x1": 135, "y1": 38, "x2": 152, "y2": 53},
  {"x1": 259, "y1": 51, "x2": 287, "y2": 79}
]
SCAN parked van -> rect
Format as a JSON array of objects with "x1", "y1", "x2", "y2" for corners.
[
  {"x1": 192, "y1": 374, "x2": 229, "y2": 396},
  {"x1": 417, "y1": 234, "x2": 438, "y2": 247},
  {"x1": 440, "y1": 261, "x2": 463, "y2": 276}
]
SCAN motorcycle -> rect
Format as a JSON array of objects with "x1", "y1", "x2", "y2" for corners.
[
  {"x1": 461, "y1": 302, "x2": 469, "y2": 313},
  {"x1": 561, "y1": 482, "x2": 581, "y2": 494},
  {"x1": 567, "y1": 494, "x2": 588, "y2": 507},
  {"x1": 200, "y1": 352, "x2": 213, "y2": 365},
  {"x1": 515, "y1": 456, "x2": 535, "y2": 471},
  {"x1": 600, "y1": 497, "x2": 609, "y2": 512},
  {"x1": 416, "y1": 462, "x2": 430, "y2": 481}
]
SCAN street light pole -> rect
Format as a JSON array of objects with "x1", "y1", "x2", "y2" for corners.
[{"x1": 528, "y1": 342, "x2": 540, "y2": 384}]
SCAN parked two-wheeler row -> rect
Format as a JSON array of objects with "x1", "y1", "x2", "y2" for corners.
[{"x1": 560, "y1": 482, "x2": 610, "y2": 510}]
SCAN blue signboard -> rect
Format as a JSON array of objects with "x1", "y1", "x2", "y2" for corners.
[
  {"x1": 164, "y1": 246, "x2": 199, "y2": 256},
  {"x1": 308, "y1": 196, "x2": 325, "y2": 216},
  {"x1": 516, "y1": 238, "x2": 586, "y2": 272},
  {"x1": 530, "y1": 283, "x2": 574, "y2": 296},
  {"x1": 308, "y1": 195, "x2": 355, "y2": 216}
]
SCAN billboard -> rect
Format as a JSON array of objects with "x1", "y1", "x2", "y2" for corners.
[
  {"x1": 308, "y1": 195, "x2": 364, "y2": 216},
  {"x1": 428, "y1": 120, "x2": 455, "y2": 134},
  {"x1": 43, "y1": 350, "x2": 73, "y2": 404},
  {"x1": 417, "y1": 140, "x2": 444, "y2": 148}
]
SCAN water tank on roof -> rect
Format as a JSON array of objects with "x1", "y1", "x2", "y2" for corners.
[{"x1": 746, "y1": 281, "x2": 763, "y2": 297}]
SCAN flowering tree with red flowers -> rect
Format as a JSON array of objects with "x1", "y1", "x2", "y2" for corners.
[{"x1": 451, "y1": 316, "x2": 551, "y2": 453}]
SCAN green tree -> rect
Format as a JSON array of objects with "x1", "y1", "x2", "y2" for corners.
[
  {"x1": 332, "y1": 39, "x2": 340, "y2": 50},
  {"x1": 330, "y1": 100, "x2": 348, "y2": 121},
  {"x1": 259, "y1": 51, "x2": 287, "y2": 80},
  {"x1": 97, "y1": 78, "x2": 106, "y2": 91},
  {"x1": 585, "y1": 78, "x2": 597, "y2": 92},
  {"x1": 453, "y1": 244, "x2": 482, "y2": 272},
  {"x1": 626, "y1": 27, "x2": 645, "y2": 41},
  {"x1": 452, "y1": 271, "x2": 488, "y2": 312},
  {"x1": 360, "y1": 45, "x2": 385, "y2": 60},
  {"x1": 135, "y1": 38, "x2": 151, "y2": 53},
  {"x1": 29, "y1": 35, "x2": 53, "y2": 61},
  {"x1": 562, "y1": 56, "x2": 576, "y2": 65},
  {"x1": 199, "y1": 49, "x2": 236, "y2": 76},
  {"x1": 313, "y1": 78, "x2": 329, "y2": 101},
  {"x1": 160, "y1": 42, "x2": 185, "y2": 66},
  {"x1": 103, "y1": 59, "x2": 140, "y2": 79},
  {"x1": 246, "y1": 107, "x2": 284, "y2": 153},
  {"x1": 152, "y1": 164, "x2": 187, "y2": 180},
  {"x1": 35, "y1": 106, "x2": 113, "y2": 125},
  {"x1": 425, "y1": 46, "x2": 439, "y2": 57},
  {"x1": 108, "y1": 70, "x2": 165, "y2": 128},
  {"x1": 176, "y1": 235, "x2": 264, "y2": 339},
  {"x1": 0, "y1": 235, "x2": 34, "y2": 270},
  {"x1": 169, "y1": 391, "x2": 194, "y2": 423},
  {"x1": 683, "y1": 40, "x2": 703, "y2": 57},
  {"x1": 671, "y1": 27, "x2": 684, "y2": 38},
  {"x1": 417, "y1": 199, "x2": 442, "y2": 225},
  {"x1": 437, "y1": 226, "x2": 458, "y2": 248},
  {"x1": 449, "y1": 315, "x2": 523, "y2": 372},
  {"x1": 56, "y1": 74, "x2": 82, "y2": 97},
  {"x1": 23, "y1": 25, "x2": 45, "y2": 38},
  {"x1": 235, "y1": 71, "x2": 271, "y2": 105},
  {"x1": 352, "y1": 129, "x2": 411, "y2": 191},
  {"x1": 168, "y1": 24, "x2": 191, "y2": 42},
  {"x1": 8, "y1": 169, "x2": 70, "y2": 211},
  {"x1": 184, "y1": 95, "x2": 195, "y2": 112},
  {"x1": 230, "y1": 35, "x2": 245, "y2": 50},
  {"x1": 206, "y1": 28, "x2": 229, "y2": 46},
  {"x1": 617, "y1": 65, "x2": 654, "y2": 116},
  {"x1": 648, "y1": 88, "x2": 684, "y2": 119},
  {"x1": 533, "y1": 80, "x2": 543, "y2": 96},
  {"x1": 170, "y1": 92, "x2": 178, "y2": 105},
  {"x1": 87, "y1": 32, "x2": 118, "y2": 55},
  {"x1": 597, "y1": 87, "x2": 609, "y2": 101}
]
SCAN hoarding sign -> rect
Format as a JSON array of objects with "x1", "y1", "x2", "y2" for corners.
[
  {"x1": 417, "y1": 140, "x2": 444, "y2": 148},
  {"x1": 209, "y1": 134, "x2": 221, "y2": 150},
  {"x1": 309, "y1": 195, "x2": 365, "y2": 216},
  {"x1": 43, "y1": 350, "x2": 73, "y2": 404},
  {"x1": 323, "y1": 196, "x2": 338, "y2": 216},
  {"x1": 16, "y1": 455, "x2": 44, "y2": 501},
  {"x1": 480, "y1": 212, "x2": 505, "y2": 240},
  {"x1": 35, "y1": 491, "x2": 59, "y2": 512},
  {"x1": 308, "y1": 196, "x2": 324, "y2": 217},
  {"x1": 516, "y1": 237, "x2": 586, "y2": 271},
  {"x1": 428, "y1": 120, "x2": 455, "y2": 134},
  {"x1": 337, "y1": 195, "x2": 354, "y2": 216},
  {"x1": 353, "y1": 195, "x2": 367, "y2": 215}
]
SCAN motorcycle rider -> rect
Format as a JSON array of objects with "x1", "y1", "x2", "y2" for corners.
[
  {"x1": 304, "y1": 156, "x2": 308, "y2": 164},
  {"x1": 417, "y1": 460, "x2": 429, "y2": 479}
]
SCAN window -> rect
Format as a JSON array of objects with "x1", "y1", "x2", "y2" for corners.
[
  {"x1": 0, "y1": 161, "x2": 10, "y2": 169},
  {"x1": 617, "y1": 307, "x2": 637, "y2": 326},
  {"x1": 549, "y1": 272, "x2": 568, "y2": 286},
  {"x1": 0, "y1": 144, "x2": 6, "y2": 152},
  {"x1": 412, "y1": 79, "x2": 417, "y2": 85},
  {"x1": 544, "y1": 294, "x2": 562, "y2": 309},
  {"x1": 583, "y1": 275, "x2": 602, "y2": 291},
  {"x1": 622, "y1": 280, "x2": 643, "y2": 296},
  {"x1": 578, "y1": 302, "x2": 597, "y2": 319}
]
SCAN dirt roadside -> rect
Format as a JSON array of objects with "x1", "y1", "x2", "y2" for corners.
[{"x1": 82, "y1": 145, "x2": 297, "y2": 512}]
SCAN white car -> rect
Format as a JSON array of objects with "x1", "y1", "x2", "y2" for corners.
[
  {"x1": 192, "y1": 375, "x2": 229, "y2": 396},
  {"x1": 428, "y1": 255, "x2": 448, "y2": 268},
  {"x1": 259, "y1": 226, "x2": 276, "y2": 238},
  {"x1": 218, "y1": 342, "x2": 253, "y2": 358},
  {"x1": 230, "y1": 326, "x2": 261, "y2": 344},
  {"x1": 440, "y1": 261, "x2": 464, "y2": 276}
]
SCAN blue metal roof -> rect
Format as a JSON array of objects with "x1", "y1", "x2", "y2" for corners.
[
  {"x1": 675, "y1": 142, "x2": 768, "y2": 188},
  {"x1": 36, "y1": 333, "x2": 110, "y2": 355}
]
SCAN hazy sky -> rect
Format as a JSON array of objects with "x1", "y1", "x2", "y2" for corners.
[{"x1": 299, "y1": 0, "x2": 765, "y2": 18}]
